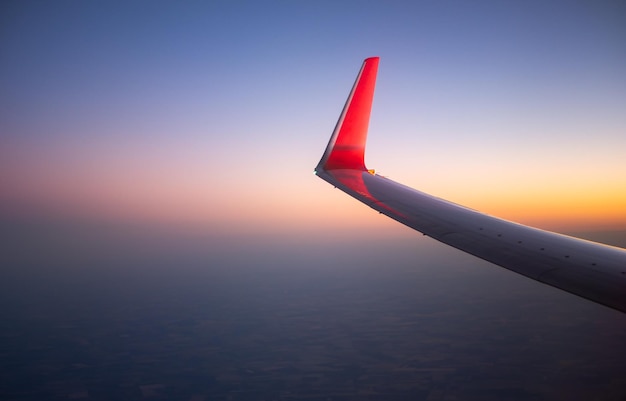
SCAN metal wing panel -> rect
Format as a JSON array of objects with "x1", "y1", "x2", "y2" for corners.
[{"x1": 317, "y1": 169, "x2": 626, "y2": 312}]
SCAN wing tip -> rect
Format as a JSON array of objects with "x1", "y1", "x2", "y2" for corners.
[{"x1": 316, "y1": 57, "x2": 380, "y2": 172}]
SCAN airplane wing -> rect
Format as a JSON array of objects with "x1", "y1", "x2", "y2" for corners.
[{"x1": 315, "y1": 57, "x2": 626, "y2": 313}]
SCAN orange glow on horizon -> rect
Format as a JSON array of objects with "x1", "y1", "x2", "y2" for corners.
[
  {"x1": 452, "y1": 185, "x2": 626, "y2": 232},
  {"x1": 1, "y1": 137, "x2": 624, "y2": 236},
  {"x1": 2, "y1": 165, "x2": 625, "y2": 235}
]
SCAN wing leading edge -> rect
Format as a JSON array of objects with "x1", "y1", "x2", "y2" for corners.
[{"x1": 315, "y1": 57, "x2": 626, "y2": 313}]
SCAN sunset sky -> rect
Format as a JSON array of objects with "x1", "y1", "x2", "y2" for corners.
[
  {"x1": 2, "y1": 1, "x2": 625, "y2": 237},
  {"x1": 2, "y1": 5, "x2": 626, "y2": 398}
]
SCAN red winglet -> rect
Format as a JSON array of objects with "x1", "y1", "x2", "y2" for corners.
[{"x1": 317, "y1": 57, "x2": 379, "y2": 171}]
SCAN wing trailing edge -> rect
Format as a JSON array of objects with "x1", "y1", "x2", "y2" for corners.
[{"x1": 315, "y1": 57, "x2": 626, "y2": 313}]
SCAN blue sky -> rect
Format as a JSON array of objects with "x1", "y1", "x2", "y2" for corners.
[{"x1": 1, "y1": 1, "x2": 625, "y2": 235}]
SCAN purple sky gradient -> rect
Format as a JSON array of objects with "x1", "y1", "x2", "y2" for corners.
[{"x1": 1, "y1": 1, "x2": 625, "y2": 235}]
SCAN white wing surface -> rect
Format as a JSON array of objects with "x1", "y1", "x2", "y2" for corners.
[{"x1": 315, "y1": 57, "x2": 626, "y2": 313}]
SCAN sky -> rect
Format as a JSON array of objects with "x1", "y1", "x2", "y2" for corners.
[
  {"x1": 2, "y1": 3, "x2": 626, "y2": 399},
  {"x1": 1, "y1": 0, "x2": 625, "y2": 237}
]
